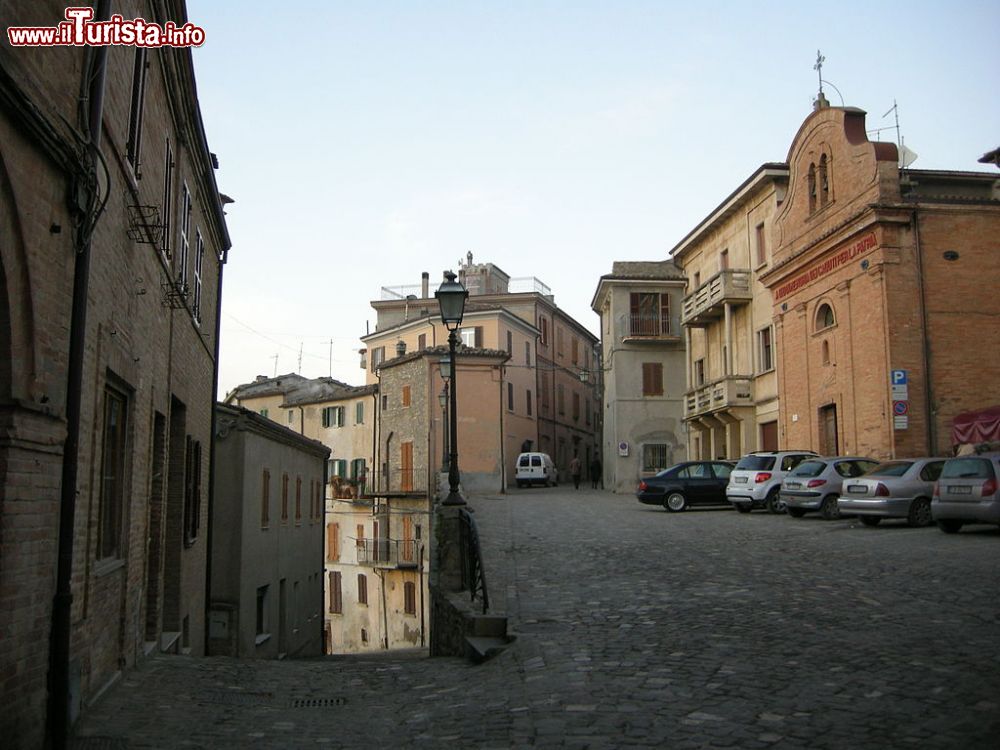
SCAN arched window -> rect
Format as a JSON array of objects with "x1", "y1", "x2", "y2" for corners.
[
  {"x1": 819, "y1": 154, "x2": 830, "y2": 205},
  {"x1": 807, "y1": 163, "x2": 817, "y2": 213},
  {"x1": 816, "y1": 303, "x2": 836, "y2": 330}
]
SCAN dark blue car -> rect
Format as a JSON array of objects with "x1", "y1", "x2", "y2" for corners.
[{"x1": 636, "y1": 461, "x2": 736, "y2": 512}]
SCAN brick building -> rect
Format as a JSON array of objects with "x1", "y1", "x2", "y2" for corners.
[
  {"x1": 760, "y1": 97, "x2": 1000, "y2": 458},
  {"x1": 364, "y1": 258, "x2": 601, "y2": 486},
  {"x1": 0, "y1": 2, "x2": 229, "y2": 745}
]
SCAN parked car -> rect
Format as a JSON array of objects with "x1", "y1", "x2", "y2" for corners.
[
  {"x1": 781, "y1": 456, "x2": 879, "y2": 520},
  {"x1": 515, "y1": 452, "x2": 558, "y2": 488},
  {"x1": 636, "y1": 460, "x2": 735, "y2": 512},
  {"x1": 727, "y1": 450, "x2": 818, "y2": 513},
  {"x1": 931, "y1": 452, "x2": 1000, "y2": 533},
  {"x1": 837, "y1": 457, "x2": 946, "y2": 527}
]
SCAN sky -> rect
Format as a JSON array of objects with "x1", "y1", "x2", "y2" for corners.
[{"x1": 187, "y1": 1, "x2": 1000, "y2": 399}]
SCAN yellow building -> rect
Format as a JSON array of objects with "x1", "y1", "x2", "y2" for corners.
[{"x1": 670, "y1": 164, "x2": 790, "y2": 458}]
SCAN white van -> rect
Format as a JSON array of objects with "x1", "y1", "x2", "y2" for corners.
[{"x1": 515, "y1": 452, "x2": 558, "y2": 488}]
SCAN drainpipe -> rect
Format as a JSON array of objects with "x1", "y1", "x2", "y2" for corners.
[
  {"x1": 50, "y1": 2, "x2": 111, "y2": 746},
  {"x1": 911, "y1": 210, "x2": 936, "y2": 454}
]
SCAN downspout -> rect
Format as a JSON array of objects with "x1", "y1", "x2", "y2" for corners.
[
  {"x1": 498, "y1": 365, "x2": 505, "y2": 492},
  {"x1": 911, "y1": 209, "x2": 936, "y2": 453},
  {"x1": 51, "y1": 2, "x2": 112, "y2": 745}
]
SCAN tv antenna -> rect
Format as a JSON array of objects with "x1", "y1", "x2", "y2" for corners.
[
  {"x1": 871, "y1": 100, "x2": 917, "y2": 167},
  {"x1": 270, "y1": 353, "x2": 279, "y2": 377}
]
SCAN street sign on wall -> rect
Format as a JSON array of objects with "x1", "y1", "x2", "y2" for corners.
[{"x1": 891, "y1": 370, "x2": 908, "y2": 430}]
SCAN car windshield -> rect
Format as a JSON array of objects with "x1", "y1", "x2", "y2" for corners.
[
  {"x1": 736, "y1": 455, "x2": 775, "y2": 471},
  {"x1": 941, "y1": 458, "x2": 995, "y2": 479},
  {"x1": 868, "y1": 461, "x2": 913, "y2": 477},
  {"x1": 790, "y1": 460, "x2": 825, "y2": 477}
]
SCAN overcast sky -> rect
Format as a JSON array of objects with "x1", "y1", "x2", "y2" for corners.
[{"x1": 188, "y1": 1, "x2": 1000, "y2": 398}]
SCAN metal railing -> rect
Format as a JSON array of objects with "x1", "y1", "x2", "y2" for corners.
[
  {"x1": 620, "y1": 312, "x2": 681, "y2": 340},
  {"x1": 356, "y1": 538, "x2": 422, "y2": 569},
  {"x1": 459, "y1": 508, "x2": 489, "y2": 614}
]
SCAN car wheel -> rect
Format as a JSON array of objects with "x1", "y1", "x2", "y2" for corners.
[
  {"x1": 787, "y1": 507, "x2": 806, "y2": 518},
  {"x1": 765, "y1": 489, "x2": 784, "y2": 514},
  {"x1": 907, "y1": 497, "x2": 933, "y2": 528},
  {"x1": 860, "y1": 516, "x2": 881, "y2": 527},
  {"x1": 820, "y1": 495, "x2": 841, "y2": 521},
  {"x1": 735, "y1": 503, "x2": 751, "y2": 514},
  {"x1": 937, "y1": 519, "x2": 963, "y2": 534},
  {"x1": 664, "y1": 492, "x2": 687, "y2": 512}
]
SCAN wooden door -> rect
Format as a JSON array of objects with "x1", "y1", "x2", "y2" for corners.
[{"x1": 819, "y1": 405, "x2": 838, "y2": 455}]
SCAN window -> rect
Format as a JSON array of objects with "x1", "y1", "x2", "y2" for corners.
[
  {"x1": 402, "y1": 385, "x2": 411, "y2": 407},
  {"x1": 177, "y1": 182, "x2": 191, "y2": 288},
  {"x1": 758, "y1": 326, "x2": 774, "y2": 373},
  {"x1": 572, "y1": 392, "x2": 580, "y2": 421},
  {"x1": 322, "y1": 406, "x2": 344, "y2": 428},
  {"x1": 526, "y1": 389, "x2": 532, "y2": 417},
  {"x1": 629, "y1": 293, "x2": 670, "y2": 337},
  {"x1": 642, "y1": 362, "x2": 664, "y2": 396},
  {"x1": 694, "y1": 358, "x2": 705, "y2": 387},
  {"x1": 507, "y1": 382, "x2": 514, "y2": 411},
  {"x1": 161, "y1": 139, "x2": 173, "y2": 257},
  {"x1": 361, "y1": 628, "x2": 368, "y2": 644},
  {"x1": 287, "y1": 409, "x2": 294, "y2": 424},
  {"x1": 125, "y1": 48, "x2": 147, "y2": 171},
  {"x1": 281, "y1": 473, "x2": 289, "y2": 522},
  {"x1": 585, "y1": 398, "x2": 591, "y2": 426},
  {"x1": 821, "y1": 339, "x2": 831, "y2": 365},
  {"x1": 327, "y1": 458, "x2": 347, "y2": 478},
  {"x1": 506, "y1": 330, "x2": 513, "y2": 354},
  {"x1": 256, "y1": 585, "x2": 269, "y2": 635},
  {"x1": 557, "y1": 384, "x2": 565, "y2": 416},
  {"x1": 404, "y1": 581, "x2": 416, "y2": 615},
  {"x1": 816, "y1": 303, "x2": 836, "y2": 330},
  {"x1": 556, "y1": 327, "x2": 564, "y2": 356},
  {"x1": 261, "y1": 470, "x2": 270, "y2": 528},
  {"x1": 693, "y1": 271, "x2": 701, "y2": 288},
  {"x1": 381, "y1": 395, "x2": 388, "y2": 410},
  {"x1": 643, "y1": 444, "x2": 669, "y2": 473},
  {"x1": 540, "y1": 378, "x2": 549, "y2": 411},
  {"x1": 539, "y1": 317, "x2": 548, "y2": 345},
  {"x1": 571, "y1": 337, "x2": 579, "y2": 365},
  {"x1": 355, "y1": 401, "x2": 364, "y2": 424},
  {"x1": 755, "y1": 222, "x2": 767, "y2": 266},
  {"x1": 459, "y1": 326, "x2": 482, "y2": 347},
  {"x1": 357, "y1": 574, "x2": 368, "y2": 605},
  {"x1": 295, "y1": 476, "x2": 302, "y2": 523},
  {"x1": 678, "y1": 463, "x2": 710, "y2": 479},
  {"x1": 819, "y1": 154, "x2": 830, "y2": 205},
  {"x1": 356, "y1": 524, "x2": 365, "y2": 555},
  {"x1": 98, "y1": 384, "x2": 129, "y2": 559},
  {"x1": 370, "y1": 346, "x2": 385, "y2": 372},
  {"x1": 524, "y1": 341, "x2": 531, "y2": 366},
  {"x1": 183, "y1": 438, "x2": 202, "y2": 546},
  {"x1": 259, "y1": 408, "x2": 268, "y2": 418},
  {"x1": 720, "y1": 248, "x2": 729, "y2": 271},
  {"x1": 920, "y1": 461, "x2": 945, "y2": 482},
  {"x1": 192, "y1": 230, "x2": 204, "y2": 324},
  {"x1": 328, "y1": 572, "x2": 342, "y2": 614}
]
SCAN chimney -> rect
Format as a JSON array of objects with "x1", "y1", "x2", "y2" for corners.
[
  {"x1": 395, "y1": 340, "x2": 406, "y2": 357},
  {"x1": 421, "y1": 271, "x2": 429, "y2": 299}
]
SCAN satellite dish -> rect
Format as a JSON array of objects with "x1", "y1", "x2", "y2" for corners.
[{"x1": 898, "y1": 144, "x2": 918, "y2": 168}]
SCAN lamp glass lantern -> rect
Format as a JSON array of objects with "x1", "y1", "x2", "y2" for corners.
[{"x1": 435, "y1": 271, "x2": 469, "y2": 330}]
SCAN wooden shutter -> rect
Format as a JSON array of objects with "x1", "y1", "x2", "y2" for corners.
[
  {"x1": 404, "y1": 581, "x2": 416, "y2": 615},
  {"x1": 642, "y1": 362, "x2": 663, "y2": 396},
  {"x1": 402, "y1": 385, "x2": 411, "y2": 407},
  {"x1": 402, "y1": 516, "x2": 413, "y2": 562},
  {"x1": 401, "y1": 441, "x2": 414, "y2": 492},
  {"x1": 357, "y1": 574, "x2": 367, "y2": 605},
  {"x1": 329, "y1": 572, "x2": 342, "y2": 614},
  {"x1": 475, "y1": 326, "x2": 483, "y2": 347},
  {"x1": 327, "y1": 522, "x2": 339, "y2": 561}
]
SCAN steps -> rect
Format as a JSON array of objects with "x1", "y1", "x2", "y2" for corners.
[{"x1": 463, "y1": 615, "x2": 515, "y2": 663}]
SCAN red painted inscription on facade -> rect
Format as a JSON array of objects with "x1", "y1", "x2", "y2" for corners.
[{"x1": 775, "y1": 231, "x2": 878, "y2": 301}]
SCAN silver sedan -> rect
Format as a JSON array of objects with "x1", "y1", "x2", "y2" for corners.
[
  {"x1": 781, "y1": 456, "x2": 879, "y2": 520},
  {"x1": 837, "y1": 457, "x2": 946, "y2": 527}
]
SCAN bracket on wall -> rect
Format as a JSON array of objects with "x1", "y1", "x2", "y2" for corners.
[
  {"x1": 126, "y1": 202, "x2": 164, "y2": 245},
  {"x1": 160, "y1": 278, "x2": 189, "y2": 309}
]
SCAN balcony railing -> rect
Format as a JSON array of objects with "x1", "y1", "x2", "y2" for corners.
[
  {"x1": 356, "y1": 538, "x2": 422, "y2": 569},
  {"x1": 620, "y1": 312, "x2": 681, "y2": 341},
  {"x1": 681, "y1": 269, "x2": 752, "y2": 327},
  {"x1": 685, "y1": 376, "x2": 754, "y2": 418}
]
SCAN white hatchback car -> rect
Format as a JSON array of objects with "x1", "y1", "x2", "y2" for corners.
[{"x1": 515, "y1": 452, "x2": 558, "y2": 488}]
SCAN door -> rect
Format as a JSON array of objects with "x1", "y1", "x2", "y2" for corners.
[
  {"x1": 760, "y1": 421, "x2": 778, "y2": 452},
  {"x1": 680, "y1": 463, "x2": 714, "y2": 504},
  {"x1": 709, "y1": 462, "x2": 733, "y2": 502},
  {"x1": 819, "y1": 404, "x2": 838, "y2": 455}
]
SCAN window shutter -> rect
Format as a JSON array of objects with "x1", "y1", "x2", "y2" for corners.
[{"x1": 475, "y1": 326, "x2": 483, "y2": 348}]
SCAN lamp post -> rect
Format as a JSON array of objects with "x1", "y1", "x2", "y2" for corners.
[
  {"x1": 438, "y1": 383, "x2": 449, "y2": 473},
  {"x1": 435, "y1": 271, "x2": 468, "y2": 506}
]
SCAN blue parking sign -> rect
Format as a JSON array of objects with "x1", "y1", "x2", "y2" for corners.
[{"x1": 891, "y1": 369, "x2": 907, "y2": 386}]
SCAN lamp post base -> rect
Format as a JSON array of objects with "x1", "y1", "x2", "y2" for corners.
[{"x1": 442, "y1": 489, "x2": 467, "y2": 506}]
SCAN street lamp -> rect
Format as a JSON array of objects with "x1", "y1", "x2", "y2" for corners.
[
  {"x1": 435, "y1": 271, "x2": 468, "y2": 506},
  {"x1": 438, "y1": 385, "x2": 449, "y2": 473}
]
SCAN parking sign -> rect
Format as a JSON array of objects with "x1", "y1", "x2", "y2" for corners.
[{"x1": 891, "y1": 369, "x2": 907, "y2": 386}]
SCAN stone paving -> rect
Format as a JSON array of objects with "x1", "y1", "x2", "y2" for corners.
[{"x1": 72, "y1": 488, "x2": 1000, "y2": 748}]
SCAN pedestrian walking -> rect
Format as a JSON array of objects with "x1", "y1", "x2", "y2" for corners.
[
  {"x1": 589, "y1": 456, "x2": 602, "y2": 489},
  {"x1": 570, "y1": 453, "x2": 582, "y2": 490}
]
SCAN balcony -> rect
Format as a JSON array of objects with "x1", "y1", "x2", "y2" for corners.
[
  {"x1": 681, "y1": 270, "x2": 752, "y2": 327},
  {"x1": 685, "y1": 376, "x2": 754, "y2": 419},
  {"x1": 356, "y1": 538, "x2": 422, "y2": 569},
  {"x1": 619, "y1": 313, "x2": 682, "y2": 342}
]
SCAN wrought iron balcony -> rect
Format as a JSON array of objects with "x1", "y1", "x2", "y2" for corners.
[
  {"x1": 619, "y1": 313, "x2": 682, "y2": 342},
  {"x1": 685, "y1": 376, "x2": 754, "y2": 419},
  {"x1": 681, "y1": 270, "x2": 752, "y2": 327},
  {"x1": 356, "y1": 538, "x2": 422, "y2": 569}
]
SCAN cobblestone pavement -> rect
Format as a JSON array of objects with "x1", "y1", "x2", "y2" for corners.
[{"x1": 72, "y1": 488, "x2": 1000, "y2": 748}]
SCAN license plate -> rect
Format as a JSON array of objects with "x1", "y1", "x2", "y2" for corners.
[
  {"x1": 846, "y1": 485, "x2": 866, "y2": 494},
  {"x1": 949, "y1": 485, "x2": 972, "y2": 495},
  {"x1": 734, "y1": 477, "x2": 747, "y2": 484},
  {"x1": 786, "y1": 482, "x2": 800, "y2": 489}
]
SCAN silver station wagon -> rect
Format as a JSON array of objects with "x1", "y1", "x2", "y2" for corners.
[
  {"x1": 781, "y1": 456, "x2": 879, "y2": 520},
  {"x1": 932, "y1": 453, "x2": 1000, "y2": 533},
  {"x1": 837, "y1": 457, "x2": 946, "y2": 527}
]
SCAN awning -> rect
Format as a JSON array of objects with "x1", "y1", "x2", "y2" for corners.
[{"x1": 952, "y1": 405, "x2": 1000, "y2": 445}]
